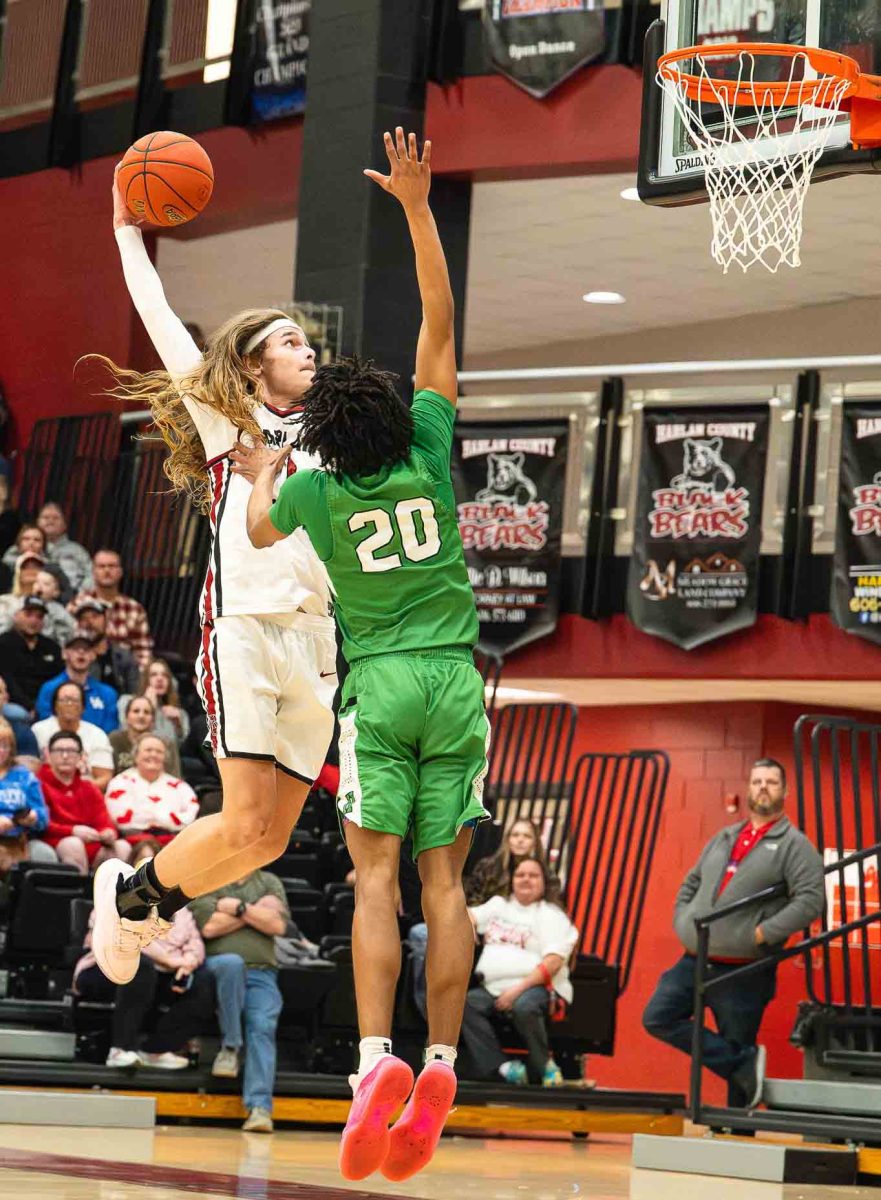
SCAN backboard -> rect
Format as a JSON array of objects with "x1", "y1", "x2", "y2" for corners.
[{"x1": 638, "y1": 0, "x2": 881, "y2": 204}]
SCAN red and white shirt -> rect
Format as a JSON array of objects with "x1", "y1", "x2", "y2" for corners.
[
  {"x1": 104, "y1": 767, "x2": 198, "y2": 834},
  {"x1": 115, "y1": 225, "x2": 332, "y2": 625}
]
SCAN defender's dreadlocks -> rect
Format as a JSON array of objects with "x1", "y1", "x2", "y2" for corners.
[{"x1": 298, "y1": 355, "x2": 414, "y2": 479}]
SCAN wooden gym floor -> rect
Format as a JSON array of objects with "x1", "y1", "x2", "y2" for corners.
[{"x1": 0, "y1": 1122, "x2": 873, "y2": 1200}]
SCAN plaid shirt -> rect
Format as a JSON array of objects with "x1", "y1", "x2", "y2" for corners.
[{"x1": 69, "y1": 590, "x2": 154, "y2": 668}]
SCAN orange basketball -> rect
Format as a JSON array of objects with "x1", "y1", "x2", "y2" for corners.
[{"x1": 118, "y1": 131, "x2": 214, "y2": 228}]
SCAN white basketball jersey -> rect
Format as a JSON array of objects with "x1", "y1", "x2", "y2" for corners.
[{"x1": 115, "y1": 225, "x2": 332, "y2": 624}]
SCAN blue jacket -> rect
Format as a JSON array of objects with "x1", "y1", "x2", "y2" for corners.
[
  {"x1": 0, "y1": 765, "x2": 48, "y2": 834},
  {"x1": 35, "y1": 672, "x2": 120, "y2": 735}
]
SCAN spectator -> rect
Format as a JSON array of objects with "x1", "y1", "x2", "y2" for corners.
[
  {"x1": 68, "y1": 548, "x2": 153, "y2": 668},
  {"x1": 74, "y1": 840, "x2": 212, "y2": 1069},
  {"x1": 33, "y1": 682, "x2": 114, "y2": 792},
  {"x1": 35, "y1": 631, "x2": 119, "y2": 734},
  {"x1": 0, "y1": 598, "x2": 62, "y2": 710},
  {"x1": 642, "y1": 758, "x2": 825, "y2": 1108},
  {"x1": 0, "y1": 718, "x2": 56, "y2": 867},
  {"x1": 30, "y1": 568, "x2": 76, "y2": 644},
  {"x1": 37, "y1": 502, "x2": 93, "y2": 593},
  {"x1": 119, "y1": 658, "x2": 190, "y2": 745},
  {"x1": 2, "y1": 523, "x2": 47, "y2": 574},
  {"x1": 0, "y1": 472, "x2": 20, "y2": 559},
  {"x1": 110, "y1": 696, "x2": 181, "y2": 777},
  {"x1": 190, "y1": 867, "x2": 289, "y2": 1133},
  {"x1": 0, "y1": 674, "x2": 38, "y2": 759},
  {"x1": 105, "y1": 734, "x2": 198, "y2": 848},
  {"x1": 73, "y1": 597, "x2": 139, "y2": 696},
  {"x1": 409, "y1": 819, "x2": 558, "y2": 1014},
  {"x1": 466, "y1": 818, "x2": 557, "y2": 906},
  {"x1": 38, "y1": 730, "x2": 131, "y2": 873},
  {"x1": 0, "y1": 552, "x2": 47, "y2": 629},
  {"x1": 460, "y1": 856, "x2": 578, "y2": 1087}
]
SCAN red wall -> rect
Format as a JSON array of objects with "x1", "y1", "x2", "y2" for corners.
[
  {"x1": 574, "y1": 699, "x2": 877, "y2": 1098},
  {"x1": 507, "y1": 612, "x2": 881, "y2": 681}
]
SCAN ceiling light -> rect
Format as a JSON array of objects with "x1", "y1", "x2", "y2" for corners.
[
  {"x1": 583, "y1": 291, "x2": 626, "y2": 304},
  {"x1": 620, "y1": 186, "x2": 641, "y2": 201}
]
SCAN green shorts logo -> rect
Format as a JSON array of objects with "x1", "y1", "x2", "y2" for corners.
[{"x1": 340, "y1": 791, "x2": 356, "y2": 816}]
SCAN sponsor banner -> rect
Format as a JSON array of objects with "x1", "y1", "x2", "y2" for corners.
[
  {"x1": 481, "y1": 0, "x2": 606, "y2": 99},
  {"x1": 831, "y1": 403, "x2": 881, "y2": 644},
  {"x1": 452, "y1": 421, "x2": 568, "y2": 655},
  {"x1": 627, "y1": 406, "x2": 769, "y2": 650},
  {"x1": 251, "y1": 0, "x2": 309, "y2": 123}
]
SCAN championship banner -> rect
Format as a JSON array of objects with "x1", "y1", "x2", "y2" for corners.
[
  {"x1": 452, "y1": 422, "x2": 568, "y2": 655},
  {"x1": 831, "y1": 403, "x2": 881, "y2": 644},
  {"x1": 627, "y1": 406, "x2": 769, "y2": 650},
  {"x1": 251, "y1": 0, "x2": 309, "y2": 123},
  {"x1": 481, "y1": 0, "x2": 606, "y2": 99}
]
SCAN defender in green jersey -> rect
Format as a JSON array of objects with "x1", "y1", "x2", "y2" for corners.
[{"x1": 235, "y1": 129, "x2": 487, "y2": 1184}]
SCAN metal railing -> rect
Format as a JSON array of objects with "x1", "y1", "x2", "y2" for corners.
[
  {"x1": 795, "y1": 714, "x2": 881, "y2": 1017},
  {"x1": 484, "y1": 702, "x2": 578, "y2": 863},
  {"x1": 564, "y1": 749, "x2": 669, "y2": 990},
  {"x1": 688, "y1": 841, "x2": 881, "y2": 1139}
]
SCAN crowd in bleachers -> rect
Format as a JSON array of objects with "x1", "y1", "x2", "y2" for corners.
[{"x1": 0, "y1": 497, "x2": 583, "y2": 1129}]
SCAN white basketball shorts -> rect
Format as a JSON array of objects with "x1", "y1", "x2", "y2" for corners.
[{"x1": 195, "y1": 612, "x2": 337, "y2": 784}]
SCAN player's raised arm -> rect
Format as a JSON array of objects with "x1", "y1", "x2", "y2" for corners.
[
  {"x1": 365, "y1": 128, "x2": 457, "y2": 407},
  {"x1": 112, "y1": 164, "x2": 203, "y2": 382}
]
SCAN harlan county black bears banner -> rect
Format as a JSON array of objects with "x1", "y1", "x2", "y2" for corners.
[
  {"x1": 482, "y1": 0, "x2": 606, "y2": 99},
  {"x1": 627, "y1": 406, "x2": 769, "y2": 650},
  {"x1": 251, "y1": 0, "x2": 309, "y2": 122},
  {"x1": 452, "y1": 422, "x2": 568, "y2": 655},
  {"x1": 832, "y1": 403, "x2": 881, "y2": 645}
]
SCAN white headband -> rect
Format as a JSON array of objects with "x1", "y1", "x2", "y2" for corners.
[{"x1": 243, "y1": 318, "x2": 299, "y2": 356}]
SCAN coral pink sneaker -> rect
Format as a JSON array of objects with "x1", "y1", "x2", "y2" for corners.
[
  {"x1": 338, "y1": 1056, "x2": 414, "y2": 1181},
  {"x1": 382, "y1": 1060, "x2": 457, "y2": 1182}
]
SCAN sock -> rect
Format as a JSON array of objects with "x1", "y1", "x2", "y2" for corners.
[
  {"x1": 156, "y1": 886, "x2": 192, "y2": 921},
  {"x1": 357, "y1": 1036, "x2": 393, "y2": 1081},
  {"x1": 115, "y1": 860, "x2": 171, "y2": 922},
  {"x1": 425, "y1": 1043, "x2": 457, "y2": 1069}
]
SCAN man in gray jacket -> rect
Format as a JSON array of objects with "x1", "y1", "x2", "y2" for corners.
[{"x1": 642, "y1": 757, "x2": 825, "y2": 1107}]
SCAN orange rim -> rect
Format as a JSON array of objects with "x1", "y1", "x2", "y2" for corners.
[{"x1": 657, "y1": 42, "x2": 861, "y2": 107}]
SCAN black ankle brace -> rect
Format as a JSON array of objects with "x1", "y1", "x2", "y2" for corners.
[{"x1": 115, "y1": 862, "x2": 167, "y2": 922}]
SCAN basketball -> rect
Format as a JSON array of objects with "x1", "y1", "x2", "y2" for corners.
[{"x1": 117, "y1": 131, "x2": 214, "y2": 228}]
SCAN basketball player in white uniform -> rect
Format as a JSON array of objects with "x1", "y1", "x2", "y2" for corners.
[{"x1": 91, "y1": 168, "x2": 336, "y2": 984}]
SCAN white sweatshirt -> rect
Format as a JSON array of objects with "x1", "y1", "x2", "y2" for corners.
[{"x1": 114, "y1": 225, "x2": 332, "y2": 625}]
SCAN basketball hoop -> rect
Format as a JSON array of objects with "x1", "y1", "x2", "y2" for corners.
[{"x1": 656, "y1": 43, "x2": 881, "y2": 273}]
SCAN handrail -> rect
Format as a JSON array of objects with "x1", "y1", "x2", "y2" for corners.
[{"x1": 688, "y1": 837, "x2": 881, "y2": 1124}]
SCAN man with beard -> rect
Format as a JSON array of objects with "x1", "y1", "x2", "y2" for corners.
[{"x1": 642, "y1": 758, "x2": 824, "y2": 1108}]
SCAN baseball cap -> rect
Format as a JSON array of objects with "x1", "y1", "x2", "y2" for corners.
[
  {"x1": 21, "y1": 596, "x2": 47, "y2": 614},
  {"x1": 72, "y1": 597, "x2": 108, "y2": 616},
  {"x1": 63, "y1": 629, "x2": 96, "y2": 649},
  {"x1": 17, "y1": 552, "x2": 46, "y2": 569}
]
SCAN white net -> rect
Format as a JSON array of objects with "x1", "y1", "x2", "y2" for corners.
[{"x1": 657, "y1": 50, "x2": 851, "y2": 273}]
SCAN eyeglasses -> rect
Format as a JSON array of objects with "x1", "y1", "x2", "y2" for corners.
[
  {"x1": 56, "y1": 697, "x2": 81, "y2": 704},
  {"x1": 50, "y1": 747, "x2": 80, "y2": 756}
]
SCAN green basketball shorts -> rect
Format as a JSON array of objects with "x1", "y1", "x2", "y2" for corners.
[{"x1": 336, "y1": 646, "x2": 491, "y2": 858}]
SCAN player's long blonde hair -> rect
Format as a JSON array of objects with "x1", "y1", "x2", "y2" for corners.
[{"x1": 92, "y1": 307, "x2": 292, "y2": 513}]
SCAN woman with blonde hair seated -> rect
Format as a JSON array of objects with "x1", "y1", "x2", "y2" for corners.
[{"x1": 118, "y1": 658, "x2": 190, "y2": 747}]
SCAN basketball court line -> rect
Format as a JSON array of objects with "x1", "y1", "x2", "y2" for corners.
[{"x1": 0, "y1": 1147, "x2": 413, "y2": 1200}]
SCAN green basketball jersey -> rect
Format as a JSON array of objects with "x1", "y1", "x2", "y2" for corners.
[{"x1": 269, "y1": 389, "x2": 478, "y2": 663}]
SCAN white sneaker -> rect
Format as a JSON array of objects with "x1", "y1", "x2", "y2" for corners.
[
  {"x1": 105, "y1": 1047, "x2": 140, "y2": 1068},
  {"x1": 211, "y1": 1046, "x2": 241, "y2": 1078},
  {"x1": 91, "y1": 861, "x2": 169, "y2": 985},
  {"x1": 138, "y1": 1051, "x2": 190, "y2": 1070}
]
